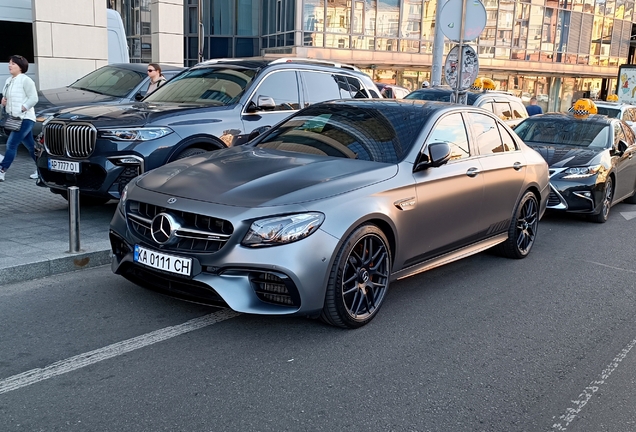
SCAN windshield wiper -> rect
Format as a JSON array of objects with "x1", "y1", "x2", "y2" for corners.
[{"x1": 72, "y1": 86, "x2": 107, "y2": 96}]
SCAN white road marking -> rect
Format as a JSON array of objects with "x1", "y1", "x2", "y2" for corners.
[
  {"x1": 619, "y1": 211, "x2": 636, "y2": 221},
  {"x1": 0, "y1": 309, "x2": 240, "y2": 395},
  {"x1": 551, "y1": 337, "x2": 636, "y2": 430},
  {"x1": 582, "y1": 260, "x2": 636, "y2": 274}
]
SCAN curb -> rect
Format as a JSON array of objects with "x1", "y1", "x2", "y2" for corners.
[{"x1": 0, "y1": 249, "x2": 112, "y2": 286}]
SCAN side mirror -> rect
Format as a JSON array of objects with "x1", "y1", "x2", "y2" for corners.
[
  {"x1": 257, "y1": 95, "x2": 276, "y2": 111},
  {"x1": 134, "y1": 92, "x2": 144, "y2": 101},
  {"x1": 414, "y1": 142, "x2": 452, "y2": 171},
  {"x1": 618, "y1": 139, "x2": 629, "y2": 154}
]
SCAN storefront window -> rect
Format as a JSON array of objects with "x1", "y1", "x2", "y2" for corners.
[
  {"x1": 615, "y1": 0, "x2": 625, "y2": 18},
  {"x1": 303, "y1": 0, "x2": 324, "y2": 46}
]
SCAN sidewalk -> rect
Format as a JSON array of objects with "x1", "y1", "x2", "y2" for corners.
[{"x1": 0, "y1": 142, "x2": 114, "y2": 285}]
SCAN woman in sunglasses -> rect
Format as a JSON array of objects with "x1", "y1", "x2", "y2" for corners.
[
  {"x1": 0, "y1": 55, "x2": 38, "y2": 182},
  {"x1": 146, "y1": 63, "x2": 166, "y2": 96}
]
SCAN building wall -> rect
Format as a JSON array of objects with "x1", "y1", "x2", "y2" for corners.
[{"x1": 32, "y1": 0, "x2": 109, "y2": 89}]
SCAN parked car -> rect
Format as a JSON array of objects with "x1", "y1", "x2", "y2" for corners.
[
  {"x1": 30, "y1": 63, "x2": 184, "y2": 137},
  {"x1": 514, "y1": 109, "x2": 636, "y2": 223},
  {"x1": 37, "y1": 58, "x2": 381, "y2": 205},
  {"x1": 405, "y1": 88, "x2": 528, "y2": 128},
  {"x1": 375, "y1": 82, "x2": 410, "y2": 99},
  {"x1": 109, "y1": 99, "x2": 550, "y2": 328},
  {"x1": 593, "y1": 101, "x2": 636, "y2": 133}
]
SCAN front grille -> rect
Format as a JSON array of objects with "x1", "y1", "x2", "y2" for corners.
[
  {"x1": 121, "y1": 263, "x2": 227, "y2": 306},
  {"x1": 40, "y1": 163, "x2": 106, "y2": 190},
  {"x1": 127, "y1": 200, "x2": 234, "y2": 253},
  {"x1": 44, "y1": 121, "x2": 97, "y2": 158}
]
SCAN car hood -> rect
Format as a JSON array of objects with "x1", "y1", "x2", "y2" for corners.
[
  {"x1": 526, "y1": 144, "x2": 605, "y2": 167},
  {"x1": 53, "y1": 102, "x2": 231, "y2": 128},
  {"x1": 36, "y1": 87, "x2": 120, "y2": 115},
  {"x1": 135, "y1": 147, "x2": 399, "y2": 207}
]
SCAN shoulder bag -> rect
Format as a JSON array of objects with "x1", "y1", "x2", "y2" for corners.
[{"x1": 0, "y1": 79, "x2": 23, "y2": 132}]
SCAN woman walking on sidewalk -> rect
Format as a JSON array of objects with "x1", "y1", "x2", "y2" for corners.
[{"x1": 0, "y1": 55, "x2": 38, "y2": 181}]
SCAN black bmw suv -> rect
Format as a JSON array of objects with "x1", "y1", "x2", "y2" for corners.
[{"x1": 37, "y1": 58, "x2": 380, "y2": 204}]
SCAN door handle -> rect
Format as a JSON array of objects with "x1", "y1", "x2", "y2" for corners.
[
  {"x1": 513, "y1": 162, "x2": 525, "y2": 171},
  {"x1": 466, "y1": 167, "x2": 481, "y2": 177}
]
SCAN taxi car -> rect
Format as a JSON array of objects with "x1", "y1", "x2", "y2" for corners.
[{"x1": 514, "y1": 99, "x2": 636, "y2": 222}]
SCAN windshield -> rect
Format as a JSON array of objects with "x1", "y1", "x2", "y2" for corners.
[
  {"x1": 143, "y1": 67, "x2": 256, "y2": 105},
  {"x1": 515, "y1": 118, "x2": 610, "y2": 148},
  {"x1": 69, "y1": 66, "x2": 144, "y2": 98},
  {"x1": 405, "y1": 89, "x2": 479, "y2": 104},
  {"x1": 255, "y1": 105, "x2": 407, "y2": 163},
  {"x1": 595, "y1": 107, "x2": 620, "y2": 118}
]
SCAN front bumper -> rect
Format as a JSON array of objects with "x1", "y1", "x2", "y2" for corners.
[
  {"x1": 109, "y1": 201, "x2": 339, "y2": 317},
  {"x1": 546, "y1": 174, "x2": 605, "y2": 214}
]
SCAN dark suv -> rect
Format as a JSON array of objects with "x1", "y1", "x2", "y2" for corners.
[{"x1": 37, "y1": 58, "x2": 380, "y2": 204}]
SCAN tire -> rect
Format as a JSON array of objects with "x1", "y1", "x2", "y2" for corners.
[
  {"x1": 588, "y1": 178, "x2": 613, "y2": 223},
  {"x1": 59, "y1": 190, "x2": 111, "y2": 206},
  {"x1": 494, "y1": 191, "x2": 539, "y2": 259},
  {"x1": 320, "y1": 225, "x2": 391, "y2": 329},
  {"x1": 175, "y1": 147, "x2": 207, "y2": 160}
]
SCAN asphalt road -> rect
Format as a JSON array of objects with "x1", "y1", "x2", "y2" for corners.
[{"x1": 2, "y1": 205, "x2": 636, "y2": 432}]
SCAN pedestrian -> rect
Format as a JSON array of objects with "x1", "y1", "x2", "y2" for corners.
[
  {"x1": 526, "y1": 96, "x2": 543, "y2": 116},
  {"x1": 421, "y1": 81, "x2": 430, "y2": 89},
  {"x1": 146, "y1": 63, "x2": 166, "y2": 95},
  {"x1": 0, "y1": 55, "x2": 39, "y2": 181}
]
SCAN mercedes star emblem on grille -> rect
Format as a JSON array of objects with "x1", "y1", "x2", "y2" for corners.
[
  {"x1": 150, "y1": 213, "x2": 179, "y2": 245},
  {"x1": 167, "y1": 197, "x2": 177, "y2": 204}
]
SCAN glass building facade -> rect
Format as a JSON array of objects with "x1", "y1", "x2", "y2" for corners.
[{"x1": 114, "y1": 0, "x2": 636, "y2": 111}]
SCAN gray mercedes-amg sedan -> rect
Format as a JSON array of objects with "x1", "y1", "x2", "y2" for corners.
[{"x1": 109, "y1": 100, "x2": 549, "y2": 328}]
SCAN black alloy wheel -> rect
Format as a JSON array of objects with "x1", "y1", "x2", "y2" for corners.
[
  {"x1": 495, "y1": 191, "x2": 539, "y2": 259},
  {"x1": 175, "y1": 147, "x2": 207, "y2": 160},
  {"x1": 321, "y1": 225, "x2": 391, "y2": 329},
  {"x1": 589, "y1": 178, "x2": 613, "y2": 223}
]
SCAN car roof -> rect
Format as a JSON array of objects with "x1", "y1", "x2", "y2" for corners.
[
  {"x1": 594, "y1": 101, "x2": 636, "y2": 108},
  {"x1": 192, "y1": 57, "x2": 366, "y2": 75},
  {"x1": 108, "y1": 63, "x2": 185, "y2": 72}
]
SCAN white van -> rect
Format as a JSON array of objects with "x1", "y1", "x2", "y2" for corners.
[{"x1": 107, "y1": 9, "x2": 129, "y2": 64}]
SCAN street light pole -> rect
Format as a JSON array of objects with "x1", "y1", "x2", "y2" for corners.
[
  {"x1": 431, "y1": 0, "x2": 447, "y2": 87},
  {"x1": 453, "y1": 0, "x2": 468, "y2": 104},
  {"x1": 198, "y1": 0, "x2": 204, "y2": 63}
]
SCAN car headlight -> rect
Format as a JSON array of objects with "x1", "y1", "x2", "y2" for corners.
[
  {"x1": 563, "y1": 165, "x2": 601, "y2": 178},
  {"x1": 99, "y1": 127, "x2": 173, "y2": 141},
  {"x1": 242, "y1": 213, "x2": 325, "y2": 247}
]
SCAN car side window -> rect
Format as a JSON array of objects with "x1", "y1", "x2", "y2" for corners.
[
  {"x1": 334, "y1": 75, "x2": 353, "y2": 98},
  {"x1": 251, "y1": 70, "x2": 300, "y2": 111},
  {"x1": 614, "y1": 122, "x2": 627, "y2": 147},
  {"x1": 497, "y1": 123, "x2": 518, "y2": 151},
  {"x1": 510, "y1": 101, "x2": 527, "y2": 119},
  {"x1": 468, "y1": 112, "x2": 504, "y2": 154},
  {"x1": 493, "y1": 102, "x2": 512, "y2": 121},
  {"x1": 426, "y1": 113, "x2": 470, "y2": 161},
  {"x1": 480, "y1": 102, "x2": 494, "y2": 113},
  {"x1": 622, "y1": 121, "x2": 636, "y2": 143},
  {"x1": 344, "y1": 76, "x2": 369, "y2": 98},
  {"x1": 301, "y1": 71, "x2": 342, "y2": 107}
]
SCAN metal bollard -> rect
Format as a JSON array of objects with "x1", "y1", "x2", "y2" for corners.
[{"x1": 68, "y1": 186, "x2": 81, "y2": 253}]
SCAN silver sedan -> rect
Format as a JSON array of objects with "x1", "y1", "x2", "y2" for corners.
[{"x1": 110, "y1": 100, "x2": 550, "y2": 328}]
